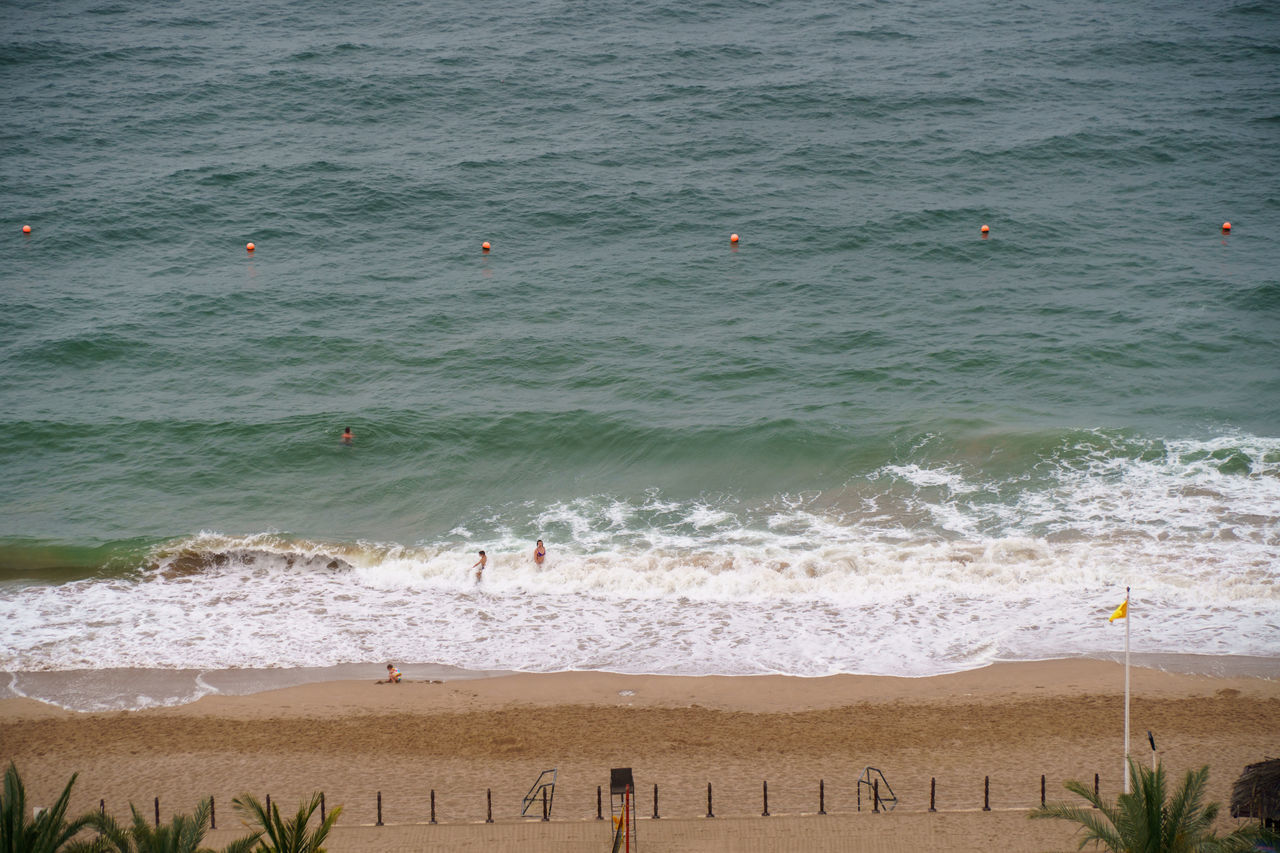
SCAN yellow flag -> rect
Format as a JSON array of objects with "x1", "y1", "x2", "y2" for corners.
[{"x1": 1109, "y1": 600, "x2": 1128, "y2": 622}]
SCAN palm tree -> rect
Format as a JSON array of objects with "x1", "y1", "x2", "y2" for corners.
[
  {"x1": 1031, "y1": 757, "x2": 1280, "y2": 852},
  {"x1": 0, "y1": 763, "x2": 98, "y2": 853},
  {"x1": 229, "y1": 795, "x2": 339, "y2": 853},
  {"x1": 89, "y1": 797, "x2": 258, "y2": 853}
]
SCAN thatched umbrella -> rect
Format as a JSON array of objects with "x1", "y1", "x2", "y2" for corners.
[{"x1": 1231, "y1": 758, "x2": 1280, "y2": 828}]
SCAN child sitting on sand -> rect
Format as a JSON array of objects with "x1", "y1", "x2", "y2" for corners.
[{"x1": 379, "y1": 664, "x2": 402, "y2": 684}]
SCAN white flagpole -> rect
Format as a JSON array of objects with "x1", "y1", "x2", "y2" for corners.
[{"x1": 1123, "y1": 585, "x2": 1131, "y2": 794}]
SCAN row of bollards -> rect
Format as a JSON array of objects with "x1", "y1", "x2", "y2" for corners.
[
  {"x1": 565, "y1": 772, "x2": 1085, "y2": 816},
  {"x1": 131, "y1": 773, "x2": 1099, "y2": 828}
]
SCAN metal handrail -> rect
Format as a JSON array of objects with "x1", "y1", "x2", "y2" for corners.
[
  {"x1": 857, "y1": 766, "x2": 898, "y2": 812},
  {"x1": 520, "y1": 768, "x2": 558, "y2": 817}
]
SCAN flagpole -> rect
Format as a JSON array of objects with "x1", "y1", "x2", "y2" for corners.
[{"x1": 1123, "y1": 585, "x2": 1131, "y2": 794}]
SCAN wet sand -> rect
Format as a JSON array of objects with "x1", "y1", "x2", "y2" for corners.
[{"x1": 2, "y1": 659, "x2": 1277, "y2": 852}]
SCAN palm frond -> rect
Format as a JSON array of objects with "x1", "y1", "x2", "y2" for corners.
[
  {"x1": 1, "y1": 763, "x2": 30, "y2": 853},
  {"x1": 1031, "y1": 800, "x2": 1124, "y2": 850},
  {"x1": 1030, "y1": 758, "x2": 1267, "y2": 853},
  {"x1": 0, "y1": 763, "x2": 98, "y2": 853},
  {"x1": 33, "y1": 769, "x2": 91, "y2": 853},
  {"x1": 231, "y1": 794, "x2": 339, "y2": 853},
  {"x1": 208, "y1": 832, "x2": 262, "y2": 853}
]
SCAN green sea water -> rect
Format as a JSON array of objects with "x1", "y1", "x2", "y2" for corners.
[{"x1": 1, "y1": 0, "x2": 1278, "y2": 695}]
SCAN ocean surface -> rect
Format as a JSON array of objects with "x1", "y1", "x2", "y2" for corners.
[{"x1": 2, "y1": 0, "x2": 1279, "y2": 711}]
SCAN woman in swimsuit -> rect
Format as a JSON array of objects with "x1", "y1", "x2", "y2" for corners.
[{"x1": 534, "y1": 540, "x2": 546, "y2": 565}]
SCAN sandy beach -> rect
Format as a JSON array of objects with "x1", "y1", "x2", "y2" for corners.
[{"x1": 3, "y1": 659, "x2": 1277, "y2": 852}]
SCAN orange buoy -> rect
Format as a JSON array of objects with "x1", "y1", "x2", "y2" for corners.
[
  {"x1": 980, "y1": 224, "x2": 990, "y2": 234},
  {"x1": 730, "y1": 233, "x2": 739, "y2": 243},
  {"x1": 481, "y1": 241, "x2": 490, "y2": 251},
  {"x1": 1222, "y1": 222, "x2": 1231, "y2": 232},
  {"x1": 246, "y1": 242, "x2": 255, "y2": 252},
  {"x1": 22, "y1": 224, "x2": 31, "y2": 234}
]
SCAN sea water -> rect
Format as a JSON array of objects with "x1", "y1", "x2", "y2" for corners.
[{"x1": 2, "y1": 0, "x2": 1278, "y2": 710}]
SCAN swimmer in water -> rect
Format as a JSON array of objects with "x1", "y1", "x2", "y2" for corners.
[
  {"x1": 534, "y1": 539, "x2": 546, "y2": 565},
  {"x1": 472, "y1": 550, "x2": 486, "y2": 582},
  {"x1": 341, "y1": 426, "x2": 353, "y2": 445}
]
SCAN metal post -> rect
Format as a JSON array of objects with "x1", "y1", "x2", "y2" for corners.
[
  {"x1": 430, "y1": 790, "x2": 436, "y2": 825},
  {"x1": 873, "y1": 779, "x2": 880, "y2": 813},
  {"x1": 542, "y1": 787, "x2": 549, "y2": 822},
  {"x1": 983, "y1": 776, "x2": 991, "y2": 811},
  {"x1": 1041, "y1": 775, "x2": 1046, "y2": 807},
  {"x1": 762, "y1": 781, "x2": 770, "y2": 817},
  {"x1": 154, "y1": 797, "x2": 159, "y2": 827},
  {"x1": 819, "y1": 779, "x2": 826, "y2": 815},
  {"x1": 706, "y1": 782, "x2": 714, "y2": 818},
  {"x1": 210, "y1": 796, "x2": 215, "y2": 830},
  {"x1": 376, "y1": 791, "x2": 383, "y2": 826},
  {"x1": 596, "y1": 786, "x2": 602, "y2": 820},
  {"x1": 1124, "y1": 586, "x2": 1131, "y2": 795},
  {"x1": 652, "y1": 784, "x2": 659, "y2": 819},
  {"x1": 929, "y1": 777, "x2": 936, "y2": 812},
  {"x1": 486, "y1": 789, "x2": 493, "y2": 824}
]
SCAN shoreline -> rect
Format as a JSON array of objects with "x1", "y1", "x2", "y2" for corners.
[
  {"x1": 3, "y1": 658, "x2": 1276, "y2": 851},
  {"x1": 0, "y1": 662, "x2": 511, "y2": 714},
  {"x1": 3, "y1": 652, "x2": 1277, "y2": 714}
]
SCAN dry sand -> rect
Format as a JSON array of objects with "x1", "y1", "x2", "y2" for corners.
[{"x1": 2, "y1": 659, "x2": 1277, "y2": 852}]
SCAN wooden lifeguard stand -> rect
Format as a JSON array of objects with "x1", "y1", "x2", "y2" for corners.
[{"x1": 609, "y1": 767, "x2": 637, "y2": 852}]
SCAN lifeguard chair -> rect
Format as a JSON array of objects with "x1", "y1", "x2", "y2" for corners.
[{"x1": 609, "y1": 767, "x2": 637, "y2": 852}]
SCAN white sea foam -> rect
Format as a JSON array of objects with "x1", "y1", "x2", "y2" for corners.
[{"x1": 2, "y1": 434, "x2": 1277, "y2": 689}]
